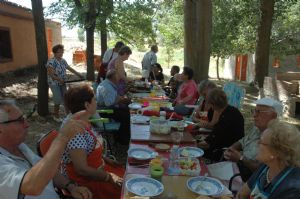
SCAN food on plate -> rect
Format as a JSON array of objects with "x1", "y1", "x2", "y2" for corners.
[
  {"x1": 179, "y1": 158, "x2": 198, "y2": 170},
  {"x1": 155, "y1": 143, "x2": 170, "y2": 151},
  {"x1": 181, "y1": 148, "x2": 190, "y2": 157}
]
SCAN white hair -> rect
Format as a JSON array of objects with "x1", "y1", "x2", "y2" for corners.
[{"x1": 0, "y1": 99, "x2": 16, "y2": 123}]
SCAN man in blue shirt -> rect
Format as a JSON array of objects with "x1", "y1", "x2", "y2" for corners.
[{"x1": 96, "y1": 70, "x2": 131, "y2": 145}]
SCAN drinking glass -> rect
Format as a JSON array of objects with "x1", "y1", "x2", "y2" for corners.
[{"x1": 171, "y1": 131, "x2": 183, "y2": 145}]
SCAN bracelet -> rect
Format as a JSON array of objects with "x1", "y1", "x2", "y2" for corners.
[{"x1": 64, "y1": 180, "x2": 77, "y2": 191}]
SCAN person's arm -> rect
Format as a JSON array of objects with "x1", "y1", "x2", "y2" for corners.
[
  {"x1": 20, "y1": 118, "x2": 88, "y2": 195},
  {"x1": 67, "y1": 66, "x2": 84, "y2": 79},
  {"x1": 236, "y1": 183, "x2": 251, "y2": 199},
  {"x1": 102, "y1": 49, "x2": 111, "y2": 63},
  {"x1": 46, "y1": 66, "x2": 64, "y2": 85},
  {"x1": 53, "y1": 172, "x2": 92, "y2": 199},
  {"x1": 69, "y1": 149, "x2": 122, "y2": 187}
]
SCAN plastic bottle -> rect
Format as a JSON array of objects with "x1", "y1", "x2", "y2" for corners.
[{"x1": 169, "y1": 145, "x2": 179, "y2": 168}]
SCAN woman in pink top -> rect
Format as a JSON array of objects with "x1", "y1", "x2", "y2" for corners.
[
  {"x1": 107, "y1": 46, "x2": 132, "y2": 96},
  {"x1": 174, "y1": 66, "x2": 199, "y2": 105}
]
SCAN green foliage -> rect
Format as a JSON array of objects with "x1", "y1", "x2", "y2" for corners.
[{"x1": 77, "y1": 28, "x2": 85, "y2": 42}]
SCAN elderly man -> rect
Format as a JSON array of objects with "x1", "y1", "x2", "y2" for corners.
[
  {"x1": 0, "y1": 100, "x2": 92, "y2": 199},
  {"x1": 96, "y1": 70, "x2": 131, "y2": 145},
  {"x1": 141, "y1": 45, "x2": 158, "y2": 72},
  {"x1": 224, "y1": 98, "x2": 282, "y2": 181}
]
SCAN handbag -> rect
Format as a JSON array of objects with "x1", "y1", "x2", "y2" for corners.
[{"x1": 96, "y1": 51, "x2": 114, "y2": 83}]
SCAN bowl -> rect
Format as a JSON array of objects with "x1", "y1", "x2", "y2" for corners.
[{"x1": 150, "y1": 119, "x2": 171, "y2": 134}]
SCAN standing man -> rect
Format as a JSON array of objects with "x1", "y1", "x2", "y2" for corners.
[
  {"x1": 224, "y1": 98, "x2": 282, "y2": 181},
  {"x1": 0, "y1": 100, "x2": 92, "y2": 199},
  {"x1": 141, "y1": 45, "x2": 158, "y2": 74}
]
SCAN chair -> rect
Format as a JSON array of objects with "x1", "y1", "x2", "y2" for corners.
[
  {"x1": 223, "y1": 82, "x2": 245, "y2": 109},
  {"x1": 36, "y1": 130, "x2": 73, "y2": 199}
]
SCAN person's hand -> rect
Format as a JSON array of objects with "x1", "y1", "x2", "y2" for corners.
[
  {"x1": 108, "y1": 173, "x2": 123, "y2": 188},
  {"x1": 58, "y1": 78, "x2": 65, "y2": 85},
  {"x1": 69, "y1": 185, "x2": 92, "y2": 199},
  {"x1": 59, "y1": 112, "x2": 89, "y2": 140},
  {"x1": 224, "y1": 147, "x2": 241, "y2": 162},
  {"x1": 197, "y1": 141, "x2": 209, "y2": 150}
]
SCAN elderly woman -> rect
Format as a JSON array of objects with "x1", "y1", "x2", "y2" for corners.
[
  {"x1": 60, "y1": 84, "x2": 124, "y2": 199},
  {"x1": 198, "y1": 88, "x2": 244, "y2": 161},
  {"x1": 107, "y1": 46, "x2": 132, "y2": 96},
  {"x1": 192, "y1": 80, "x2": 217, "y2": 128},
  {"x1": 46, "y1": 44, "x2": 83, "y2": 122},
  {"x1": 237, "y1": 120, "x2": 300, "y2": 199},
  {"x1": 173, "y1": 66, "x2": 199, "y2": 115}
]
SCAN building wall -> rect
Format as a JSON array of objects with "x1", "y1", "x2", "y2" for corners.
[{"x1": 0, "y1": 2, "x2": 61, "y2": 73}]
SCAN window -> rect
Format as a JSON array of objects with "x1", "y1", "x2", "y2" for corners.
[{"x1": 0, "y1": 27, "x2": 13, "y2": 63}]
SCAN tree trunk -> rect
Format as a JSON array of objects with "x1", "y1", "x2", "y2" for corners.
[
  {"x1": 100, "y1": 19, "x2": 108, "y2": 58},
  {"x1": 31, "y1": 0, "x2": 49, "y2": 116},
  {"x1": 255, "y1": 0, "x2": 275, "y2": 88},
  {"x1": 86, "y1": 25, "x2": 95, "y2": 81},
  {"x1": 184, "y1": 0, "x2": 212, "y2": 83},
  {"x1": 216, "y1": 56, "x2": 220, "y2": 80}
]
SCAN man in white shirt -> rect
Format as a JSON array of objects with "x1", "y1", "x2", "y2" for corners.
[
  {"x1": 224, "y1": 98, "x2": 282, "y2": 181},
  {"x1": 0, "y1": 100, "x2": 92, "y2": 199},
  {"x1": 102, "y1": 41, "x2": 124, "y2": 64},
  {"x1": 141, "y1": 45, "x2": 158, "y2": 72}
]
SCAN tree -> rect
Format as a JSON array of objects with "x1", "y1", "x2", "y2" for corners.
[
  {"x1": 184, "y1": 0, "x2": 212, "y2": 82},
  {"x1": 31, "y1": 0, "x2": 49, "y2": 116}
]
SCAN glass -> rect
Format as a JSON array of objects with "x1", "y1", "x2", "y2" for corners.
[
  {"x1": 0, "y1": 115, "x2": 25, "y2": 124},
  {"x1": 171, "y1": 131, "x2": 183, "y2": 145}
]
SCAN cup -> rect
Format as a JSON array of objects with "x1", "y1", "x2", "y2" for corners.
[{"x1": 150, "y1": 165, "x2": 164, "y2": 181}]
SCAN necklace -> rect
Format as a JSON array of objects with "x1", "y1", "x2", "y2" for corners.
[{"x1": 266, "y1": 168, "x2": 271, "y2": 184}]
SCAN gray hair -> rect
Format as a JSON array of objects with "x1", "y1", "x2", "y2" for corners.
[
  {"x1": 106, "y1": 69, "x2": 117, "y2": 80},
  {"x1": 0, "y1": 99, "x2": 16, "y2": 123},
  {"x1": 198, "y1": 80, "x2": 217, "y2": 95},
  {"x1": 267, "y1": 119, "x2": 300, "y2": 167}
]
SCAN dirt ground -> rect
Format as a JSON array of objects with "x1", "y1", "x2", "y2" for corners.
[{"x1": 1, "y1": 64, "x2": 299, "y2": 162}]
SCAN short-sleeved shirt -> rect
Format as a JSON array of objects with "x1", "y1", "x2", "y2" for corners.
[
  {"x1": 0, "y1": 144, "x2": 59, "y2": 199},
  {"x1": 247, "y1": 164, "x2": 300, "y2": 199},
  {"x1": 102, "y1": 48, "x2": 118, "y2": 64},
  {"x1": 174, "y1": 80, "x2": 199, "y2": 105},
  {"x1": 141, "y1": 51, "x2": 157, "y2": 71},
  {"x1": 238, "y1": 127, "x2": 261, "y2": 160},
  {"x1": 46, "y1": 57, "x2": 68, "y2": 86},
  {"x1": 61, "y1": 115, "x2": 100, "y2": 177},
  {"x1": 96, "y1": 79, "x2": 118, "y2": 107}
]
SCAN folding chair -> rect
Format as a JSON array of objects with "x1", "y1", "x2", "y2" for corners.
[{"x1": 36, "y1": 130, "x2": 73, "y2": 199}]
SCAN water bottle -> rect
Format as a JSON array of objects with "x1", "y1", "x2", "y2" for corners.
[{"x1": 169, "y1": 145, "x2": 179, "y2": 168}]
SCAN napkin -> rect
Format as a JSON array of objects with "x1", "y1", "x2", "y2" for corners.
[{"x1": 207, "y1": 161, "x2": 234, "y2": 181}]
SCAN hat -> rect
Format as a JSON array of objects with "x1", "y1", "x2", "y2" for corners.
[{"x1": 254, "y1": 98, "x2": 283, "y2": 116}]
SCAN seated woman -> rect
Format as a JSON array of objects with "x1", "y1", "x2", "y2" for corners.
[
  {"x1": 149, "y1": 63, "x2": 164, "y2": 84},
  {"x1": 197, "y1": 88, "x2": 244, "y2": 161},
  {"x1": 192, "y1": 79, "x2": 217, "y2": 129},
  {"x1": 173, "y1": 66, "x2": 199, "y2": 115},
  {"x1": 60, "y1": 84, "x2": 125, "y2": 199},
  {"x1": 237, "y1": 119, "x2": 300, "y2": 199},
  {"x1": 165, "y1": 65, "x2": 180, "y2": 99}
]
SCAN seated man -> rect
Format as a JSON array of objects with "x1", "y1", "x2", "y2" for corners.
[
  {"x1": 0, "y1": 100, "x2": 92, "y2": 199},
  {"x1": 224, "y1": 98, "x2": 282, "y2": 181},
  {"x1": 165, "y1": 65, "x2": 180, "y2": 99},
  {"x1": 197, "y1": 88, "x2": 244, "y2": 161},
  {"x1": 96, "y1": 69, "x2": 131, "y2": 145}
]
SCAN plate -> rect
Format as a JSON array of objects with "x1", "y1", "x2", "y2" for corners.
[
  {"x1": 128, "y1": 148, "x2": 156, "y2": 160},
  {"x1": 126, "y1": 177, "x2": 164, "y2": 197},
  {"x1": 155, "y1": 143, "x2": 170, "y2": 151},
  {"x1": 131, "y1": 115, "x2": 150, "y2": 124},
  {"x1": 168, "y1": 121, "x2": 188, "y2": 128},
  {"x1": 187, "y1": 176, "x2": 224, "y2": 196},
  {"x1": 128, "y1": 103, "x2": 142, "y2": 110},
  {"x1": 178, "y1": 147, "x2": 204, "y2": 158}
]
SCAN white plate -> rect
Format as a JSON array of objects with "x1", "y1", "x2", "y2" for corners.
[
  {"x1": 128, "y1": 103, "x2": 142, "y2": 110},
  {"x1": 131, "y1": 115, "x2": 150, "y2": 124},
  {"x1": 168, "y1": 121, "x2": 188, "y2": 128},
  {"x1": 187, "y1": 176, "x2": 224, "y2": 196},
  {"x1": 126, "y1": 177, "x2": 164, "y2": 197},
  {"x1": 178, "y1": 147, "x2": 204, "y2": 158},
  {"x1": 128, "y1": 148, "x2": 156, "y2": 160}
]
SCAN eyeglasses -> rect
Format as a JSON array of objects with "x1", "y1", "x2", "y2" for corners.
[
  {"x1": 0, "y1": 115, "x2": 25, "y2": 124},
  {"x1": 258, "y1": 140, "x2": 270, "y2": 146},
  {"x1": 251, "y1": 109, "x2": 273, "y2": 114}
]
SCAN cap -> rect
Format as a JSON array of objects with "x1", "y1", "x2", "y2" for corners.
[{"x1": 254, "y1": 98, "x2": 283, "y2": 116}]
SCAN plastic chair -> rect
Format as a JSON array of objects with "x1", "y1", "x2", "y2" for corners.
[
  {"x1": 36, "y1": 130, "x2": 73, "y2": 199},
  {"x1": 223, "y1": 82, "x2": 245, "y2": 109}
]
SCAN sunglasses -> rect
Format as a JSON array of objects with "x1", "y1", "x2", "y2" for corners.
[{"x1": 0, "y1": 115, "x2": 25, "y2": 124}]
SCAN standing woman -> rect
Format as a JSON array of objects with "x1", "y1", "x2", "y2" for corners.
[
  {"x1": 107, "y1": 46, "x2": 132, "y2": 96},
  {"x1": 46, "y1": 44, "x2": 83, "y2": 122}
]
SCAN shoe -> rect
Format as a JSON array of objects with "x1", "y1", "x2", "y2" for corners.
[{"x1": 53, "y1": 116, "x2": 63, "y2": 122}]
